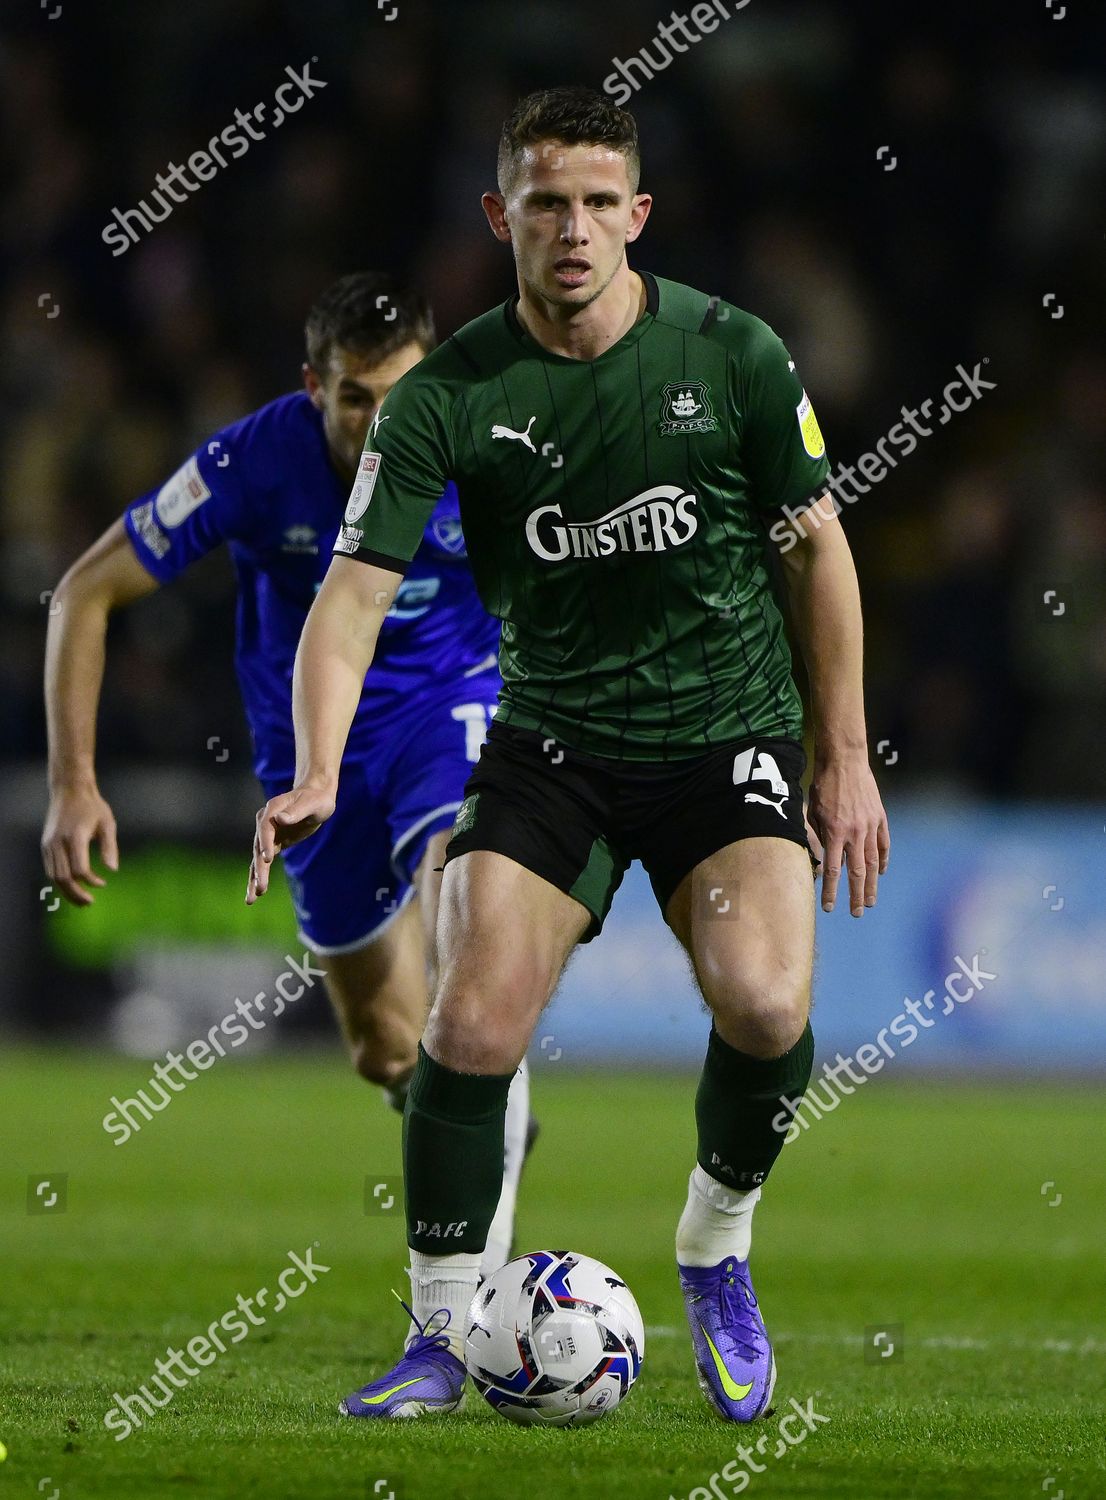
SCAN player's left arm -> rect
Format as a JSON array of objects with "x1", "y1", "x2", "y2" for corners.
[{"x1": 776, "y1": 499, "x2": 889, "y2": 916}]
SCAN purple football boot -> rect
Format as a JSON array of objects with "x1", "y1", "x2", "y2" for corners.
[
  {"x1": 678, "y1": 1256, "x2": 776, "y2": 1421},
  {"x1": 339, "y1": 1303, "x2": 466, "y2": 1420}
]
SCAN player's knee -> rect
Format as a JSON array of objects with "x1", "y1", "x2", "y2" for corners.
[
  {"x1": 710, "y1": 974, "x2": 810, "y2": 1059},
  {"x1": 743, "y1": 999, "x2": 809, "y2": 1059},
  {"x1": 425, "y1": 983, "x2": 530, "y2": 1074},
  {"x1": 349, "y1": 1035, "x2": 417, "y2": 1089},
  {"x1": 342, "y1": 999, "x2": 419, "y2": 1087}
]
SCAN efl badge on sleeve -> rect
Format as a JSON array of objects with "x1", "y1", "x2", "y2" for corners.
[
  {"x1": 155, "y1": 455, "x2": 212, "y2": 528},
  {"x1": 796, "y1": 392, "x2": 826, "y2": 460},
  {"x1": 345, "y1": 451, "x2": 382, "y2": 525}
]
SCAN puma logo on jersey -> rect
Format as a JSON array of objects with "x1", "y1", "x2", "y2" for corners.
[
  {"x1": 525, "y1": 485, "x2": 699, "y2": 562},
  {"x1": 491, "y1": 415, "x2": 538, "y2": 452}
]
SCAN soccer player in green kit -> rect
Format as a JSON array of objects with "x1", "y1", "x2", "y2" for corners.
[{"x1": 248, "y1": 86, "x2": 890, "y2": 1422}]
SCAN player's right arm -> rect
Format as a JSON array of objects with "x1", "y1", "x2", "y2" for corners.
[
  {"x1": 247, "y1": 355, "x2": 456, "y2": 902},
  {"x1": 247, "y1": 556, "x2": 402, "y2": 902},
  {"x1": 41, "y1": 518, "x2": 160, "y2": 905},
  {"x1": 247, "y1": 361, "x2": 456, "y2": 902}
]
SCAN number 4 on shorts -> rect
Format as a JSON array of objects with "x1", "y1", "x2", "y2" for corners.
[{"x1": 732, "y1": 747, "x2": 787, "y2": 798}]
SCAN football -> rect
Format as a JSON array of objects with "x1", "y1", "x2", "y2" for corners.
[{"x1": 463, "y1": 1250, "x2": 645, "y2": 1426}]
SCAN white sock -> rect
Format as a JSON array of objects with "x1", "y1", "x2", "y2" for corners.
[
  {"x1": 407, "y1": 1250, "x2": 482, "y2": 1360},
  {"x1": 675, "y1": 1165, "x2": 761, "y2": 1267},
  {"x1": 480, "y1": 1057, "x2": 530, "y2": 1278}
]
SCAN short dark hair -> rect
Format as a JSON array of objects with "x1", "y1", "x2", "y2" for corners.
[
  {"x1": 304, "y1": 272, "x2": 435, "y2": 372},
  {"x1": 497, "y1": 85, "x2": 640, "y2": 195}
]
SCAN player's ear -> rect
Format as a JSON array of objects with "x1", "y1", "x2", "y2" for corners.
[
  {"x1": 482, "y1": 191, "x2": 512, "y2": 243},
  {"x1": 625, "y1": 193, "x2": 652, "y2": 244},
  {"x1": 302, "y1": 362, "x2": 324, "y2": 408}
]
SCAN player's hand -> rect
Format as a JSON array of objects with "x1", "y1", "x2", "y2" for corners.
[
  {"x1": 247, "y1": 783, "x2": 336, "y2": 904},
  {"x1": 41, "y1": 784, "x2": 119, "y2": 907},
  {"x1": 806, "y1": 753, "x2": 889, "y2": 917}
]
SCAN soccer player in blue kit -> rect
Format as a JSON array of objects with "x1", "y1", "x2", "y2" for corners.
[{"x1": 41, "y1": 272, "x2": 533, "y2": 1273}]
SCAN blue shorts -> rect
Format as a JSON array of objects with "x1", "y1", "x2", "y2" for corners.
[{"x1": 262, "y1": 672, "x2": 501, "y2": 954}]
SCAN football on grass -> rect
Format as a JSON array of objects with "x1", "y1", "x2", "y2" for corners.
[{"x1": 463, "y1": 1250, "x2": 645, "y2": 1426}]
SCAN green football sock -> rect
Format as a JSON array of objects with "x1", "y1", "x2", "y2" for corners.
[
  {"x1": 695, "y1": 1021, "x2": 814, "y2": 1189},
  {"x1": 404, "y1": 1042, "x2": 515, "y2": 1256}
]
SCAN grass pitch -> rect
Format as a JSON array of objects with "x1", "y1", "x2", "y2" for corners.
[{"x1": 2, "y1": 1048, "x2": 1104, "y2": 1499}]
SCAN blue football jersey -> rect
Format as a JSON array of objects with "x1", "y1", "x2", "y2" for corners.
[{"x1": 123, "y1": 392, "x2": 500, "y2": 781}]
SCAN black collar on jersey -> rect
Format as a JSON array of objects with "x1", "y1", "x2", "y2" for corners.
[{"x1": 504, "y1": 269, "x2": 660, "y2": 348}]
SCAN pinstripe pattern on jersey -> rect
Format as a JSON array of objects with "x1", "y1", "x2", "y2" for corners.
[{"x1": 341, "y1": 275, "x2": 831, "y2": 760}]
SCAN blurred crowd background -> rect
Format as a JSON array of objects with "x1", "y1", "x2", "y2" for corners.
[{"x1": 2, "y1": 0, "x2": 1104, "y2": 799}]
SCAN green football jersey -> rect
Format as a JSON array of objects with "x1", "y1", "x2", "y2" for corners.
[{"x1": 335, "y1": 273, "x2": 830, "y2": 759}]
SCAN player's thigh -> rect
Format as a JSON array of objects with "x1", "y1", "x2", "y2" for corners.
[
  {"x1": 667, "y1": 835, "x2": 815, "y2": 1053},
  {"x1": 320, "y1": 898, "x2": 428, "y2": 1084},
  {"x1": 425, "y1": 719, "x2": 624, "y2": 1070},
  {"x1": 426, "y1": 849, "x2": 591, "y2": 1073}
]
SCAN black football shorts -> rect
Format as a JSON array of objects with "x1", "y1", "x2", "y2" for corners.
[{"x1": 443, "y1": 722, "x2": 813, "y2": 941}]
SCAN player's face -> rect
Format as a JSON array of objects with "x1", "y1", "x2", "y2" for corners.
[
  {"x1": 303, "y1": 340, "x2": 426, "y2": 480},
  {"x1": 483, "y1": 143, "x2": 652, "y2": 312}
]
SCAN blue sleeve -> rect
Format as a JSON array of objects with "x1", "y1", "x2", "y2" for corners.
[{"x1": 123, "y1": 432, "x2": 247, "y2": 581}]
